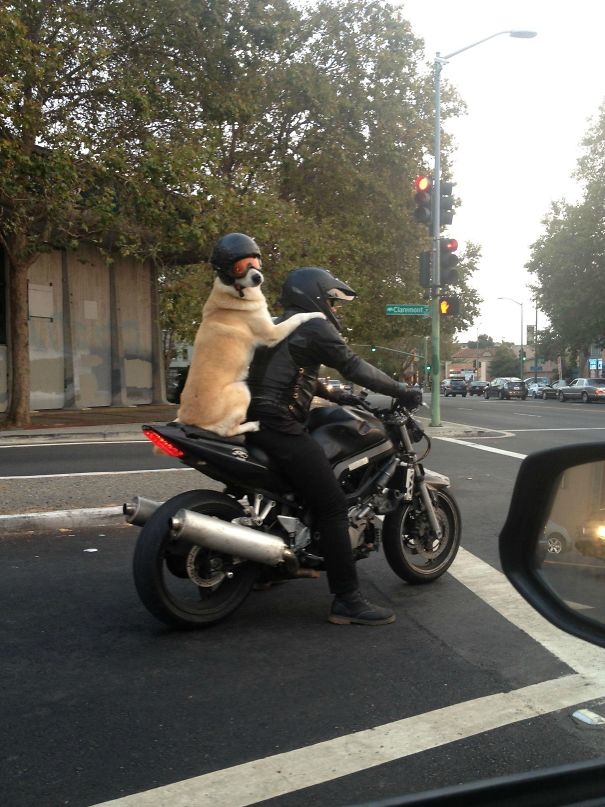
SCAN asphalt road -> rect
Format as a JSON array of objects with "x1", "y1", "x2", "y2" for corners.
[{"x1": 2, "y1": 399, "x2": 605, "y2": 806}]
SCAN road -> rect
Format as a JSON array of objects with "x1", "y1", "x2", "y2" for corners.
[{"x1": 2, "y1": 397, "x2": 605, "y2": 806}]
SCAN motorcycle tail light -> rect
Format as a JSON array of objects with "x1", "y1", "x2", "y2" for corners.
[{"x1": 143, "y1": 428, "x2": 184, "y2": 458}]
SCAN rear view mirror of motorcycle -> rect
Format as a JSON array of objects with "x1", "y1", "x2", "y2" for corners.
[{"x1": 499, "y1": 442, "x2": 605, "y2": 649}]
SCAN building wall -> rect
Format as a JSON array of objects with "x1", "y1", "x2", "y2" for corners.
[
  {"x1": 115, "y1": 256, "x2": 153, "y2": 404},
  {"x1": 0, "y1": 245, "x2": 161, "y2": 412},
  {"x1": 29, "y1": 252, "x2": 65, "y2": 409},
  {"x1": 67, "y1": 246, "x2": 112, "y2": 407}
]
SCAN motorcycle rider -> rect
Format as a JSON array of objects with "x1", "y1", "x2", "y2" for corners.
[{"x1": 246, "y1": 266, "x2": 423, "y2": 625}]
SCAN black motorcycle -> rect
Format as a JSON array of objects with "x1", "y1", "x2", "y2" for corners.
[{"x1": 126, "y1": 395, "x2": 461, "y2": 628}]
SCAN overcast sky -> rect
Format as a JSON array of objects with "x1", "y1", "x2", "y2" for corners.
[{"x1": 399, "y1": 0, "x2": 605, "y2": 345}]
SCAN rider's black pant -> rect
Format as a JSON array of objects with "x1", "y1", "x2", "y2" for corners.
[{"x1": 246, "y1": 428, "x2": 358, "y2": 596}]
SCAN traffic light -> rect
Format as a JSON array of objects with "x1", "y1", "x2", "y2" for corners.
[
  {"x1": 440, "y1": 181, "x2": 455, "y2": 225},
  {"x1": 413, "y1": 175, "x2": 432, "y2": 227},
  {"x1": 370, "y1": 344, "x2": 377, "y2": 352},
  {"x1": 440, "y1": 237, "x2": 459, "y2": 285},
  {"x1": 418, "y1": 251, "x2": 431, "y2": 288},
  {"x1": 439, "y1": 296, "x2": 460, "y2": 316}
]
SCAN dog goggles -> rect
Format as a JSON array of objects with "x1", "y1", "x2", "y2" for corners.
[{"x1": 231, "y1": 256, "x2": 262, "y2": 278}]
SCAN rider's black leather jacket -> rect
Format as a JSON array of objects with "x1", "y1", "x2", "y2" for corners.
[{"x1": 247, "y1": 308, "x2": 405, "y2": 434}]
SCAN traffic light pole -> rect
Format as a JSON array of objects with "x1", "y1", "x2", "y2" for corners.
[
  {"x1": 429, "y1": 30, "x2": 536, "y2": 427},
  {"x1": 430, "y1": 56, "x2": 444, "y2": 427}
]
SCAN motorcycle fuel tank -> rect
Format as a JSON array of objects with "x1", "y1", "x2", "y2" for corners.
[{"x1": 307, "y1": 405, "x2": 393, "y2": 464}]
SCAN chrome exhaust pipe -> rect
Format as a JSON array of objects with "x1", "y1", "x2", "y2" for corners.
[
  {"x1": 170, "y1": 508, "x2": 298, "y2": 571},
  {"x1": 123, "y1": 496, "x2": 162, "y2": 526}
]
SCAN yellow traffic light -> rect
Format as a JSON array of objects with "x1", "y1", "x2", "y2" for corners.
[{"x1": 439, "y1": 298, "x2": 450, "y2": 315}]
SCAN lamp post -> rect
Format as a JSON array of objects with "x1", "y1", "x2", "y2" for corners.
[
  {"x1": 430, "y1": 29, "x2": 536, "y2": 427},
  {"x1": 498, "y1": 297, "x2": 524, "y2": 380}
]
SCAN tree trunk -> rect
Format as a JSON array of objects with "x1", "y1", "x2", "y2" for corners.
[{"x1": 5, "y1": 258, "x2": 32, "y2": 429}]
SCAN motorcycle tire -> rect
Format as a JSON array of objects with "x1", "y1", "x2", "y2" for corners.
[
  {"x1": 132, "y1": 489, "x2": 260, "y2": 629},
  {"x1": 382, "y1": 488, "x2": 461, "y2": 583}
]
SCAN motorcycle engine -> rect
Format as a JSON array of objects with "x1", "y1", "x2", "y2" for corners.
[{"x1": 347, "y1": 504, "x2": 380, "y2": 551}]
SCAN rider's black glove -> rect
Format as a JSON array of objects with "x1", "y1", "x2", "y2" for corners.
[
  {"x1": 335, "y1": 392, "x2": 359, "y2": 406},
  {"x1": 396, "y1": 385, "x2": 423, "y2": 410}
]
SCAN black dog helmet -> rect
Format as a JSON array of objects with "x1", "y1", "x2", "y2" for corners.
[
  {"x1": 210, "y1": 233, "x2": 262, "y2": 286},
  {"x1": 280, "y1": 266, "x2": 356, "y2": 330}
]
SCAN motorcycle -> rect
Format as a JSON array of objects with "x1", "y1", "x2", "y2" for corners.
[{"x1": 126, "y1": 395, "x2": 461, "y2": 628}]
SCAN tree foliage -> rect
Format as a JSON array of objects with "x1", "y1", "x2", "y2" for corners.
[
  {"x1": 527, "y1": 101, "x2": 605, "y2": 373},
  {"x1": 488, "y1": 343, "x2": 520, "y2": 378},
  {"x1": 0, "y1": 0, "x2": 481, "y2": 426},
  {"x1": 467, "y1": 333, "x2": 494, "y2": 349}
]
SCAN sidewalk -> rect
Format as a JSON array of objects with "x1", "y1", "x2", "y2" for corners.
[
  {"x1": 0, "y1": 403, "x2": 179, "y2": 444},
  {"x1": 0, "y1": 400, "x2": 490, "y2": 443}
]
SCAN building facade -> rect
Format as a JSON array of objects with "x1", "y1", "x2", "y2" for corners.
[{"x1": 0, "y1": 246, "x2": 166, "y2": 412}]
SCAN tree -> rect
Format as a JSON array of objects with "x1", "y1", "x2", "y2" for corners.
[
  {"x1": 488, "y1": 344, "x2": 519, "y2": 378},
  {"x1": 2, "y1": 0, "x2": 474, "y2": 425},
  {"x1": 0, "y1": 1, "x2": 213, "y2": 426},
  {"x1": 159, "y1": 0, "x2": 477, "y2": 361},
  {"x1": 467, "y1": 333, "x2": 494, "y2": 349},
  {"x1": 527, "y1": 101, "x2": 605, "y2": 372}
]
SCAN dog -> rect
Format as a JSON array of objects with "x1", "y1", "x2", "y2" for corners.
[{"x1": 177, "y1": 260, "x2": 324, "y2": 437}]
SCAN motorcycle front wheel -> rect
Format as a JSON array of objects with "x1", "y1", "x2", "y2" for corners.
[
  {"x1": 382, "y1": 489, "x2": 461, "y2": 583},
  {"x1": 132, "y1": 489, "x2": 259, "y2": 629}
]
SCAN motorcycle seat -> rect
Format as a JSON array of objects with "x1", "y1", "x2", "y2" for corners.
[{"x1": 164, "y1": 421, "x2": 246, "y2": 445}]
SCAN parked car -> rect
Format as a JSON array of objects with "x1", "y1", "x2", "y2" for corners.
[
  {"x1": 524, "y1": 376, "x2": 550, "y2": 387},
  {"x1": 527, "y1": 381, "x2": 546, "y2": 399},
  {"x1": 467, "y1": 380, "x2": 489, "y2": 396},
  {"x1": 540, "y1": 379, "x2": 567, "y2": 399},
  {"x1": 543, "y1": 520, "x2": 573, "y2": 554},
  {"x1": 557, "y1": 377, "x2": 605, "y2": 403},
  {"x1": 440, "y1": 377, "x2": 467, "y2": 397},
  {"x1": 484, "y1": 377, "x2": 528, "y2": 400}
]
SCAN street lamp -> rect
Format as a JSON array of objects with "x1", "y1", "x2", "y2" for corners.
[
  {"x1": 429, "y1": 29, "x2": 537, "y2": 427},
  {"x1": 498, "y1": 297, "x2": 524, "y2": 380}
]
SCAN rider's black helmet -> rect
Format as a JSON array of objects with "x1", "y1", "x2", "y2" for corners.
[
  {"x1": 280, "y1": 266, "x2": 356, "y2": 330},
  {"x1": 210, "y1": 233, "x2": 262, "y2": 285}
]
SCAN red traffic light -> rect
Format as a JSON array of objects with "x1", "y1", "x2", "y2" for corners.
[
  {"x1": 415, "y1": 175, "x2": 431, "y2": 193},
  {"x1": 441, "y1": 238, "x2": 458, "y2": 253}
]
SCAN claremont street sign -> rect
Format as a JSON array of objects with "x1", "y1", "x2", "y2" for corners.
[{"x1": 385, "y1": 304, "x2": 430, "y2": 316}]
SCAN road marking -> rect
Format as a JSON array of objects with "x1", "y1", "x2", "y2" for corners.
[
  {"x1": 433, "y1": 437, "x2": 527, "y2": 459},
  {"x1": 0, "y1": 506, "x2": 124, "y2": 529},
  {"x1": 0, "y1": 468, "x2": 195, "y2": 481},
  {"x1": 92, "y1": 549, "x2": 605, "y2": 807},
  {"x1": 508, "y1": 427, "x2": 605, "y2": 432},
  {"x1": 0, "y1": 439, "x2": 148, "y2": 449}
]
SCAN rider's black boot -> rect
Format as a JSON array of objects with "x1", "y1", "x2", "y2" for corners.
[{"x1": 328, "y1": 590, "x2": 395, "y2": 625}]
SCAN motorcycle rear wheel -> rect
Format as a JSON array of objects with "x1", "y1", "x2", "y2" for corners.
[
  {"x1": 382, "y1": 489, "x2": 461, "y2": 583},
  {"x1": 132, "y1": 490, "x2": 259, "y2": 629}
]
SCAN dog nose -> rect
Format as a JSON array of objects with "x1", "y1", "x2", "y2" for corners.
[{"x1": 250, "y1": 272, "x2": 262, "y2": 285}]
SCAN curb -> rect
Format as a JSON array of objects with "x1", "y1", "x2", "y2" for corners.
[
  {"x1": 0, "y1": 429, "x2": 150, "y2": 446},
  {"x1": 0, "y1": 506, "x2": 125, "y2": 533}
]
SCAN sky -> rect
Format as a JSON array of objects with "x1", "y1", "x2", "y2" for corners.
[{"x1": 398, "y1": 0, "x2": 605, "y2": 345}]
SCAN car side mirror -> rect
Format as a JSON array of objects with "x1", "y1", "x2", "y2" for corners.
[{"x1": 499, "y1": 443, "x2": 605, "y2": 648}]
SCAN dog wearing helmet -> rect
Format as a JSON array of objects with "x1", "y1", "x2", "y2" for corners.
[{"x1": 177, "y1": 234, "x2": 325, "y2": 437}]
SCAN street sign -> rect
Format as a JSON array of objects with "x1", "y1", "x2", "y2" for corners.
[{"x1": 386, "y1": 304, "x2": 430, "y2": 316}]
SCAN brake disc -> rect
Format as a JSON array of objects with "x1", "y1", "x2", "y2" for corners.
[
  {"x1": 185, "y1": 546, "x2": 226, "y2": 588},
  {"x1": 406, "y1": 511, "x2": 443, "y2": 559}
]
